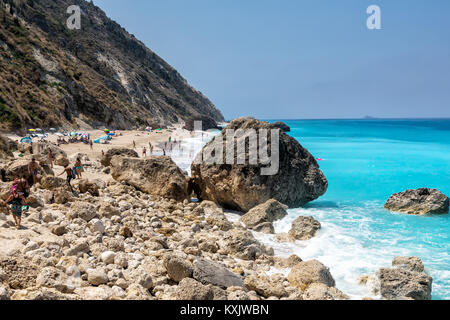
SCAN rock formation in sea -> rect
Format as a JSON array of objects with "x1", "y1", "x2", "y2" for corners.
[
  {"x1": 0, "y1": 0, "x2": 224, "y2": 132},
  {"x1": 385, "y1": 188, "x2": 449, "y2": 215},
  {"x1": 190, "y1": 117, "x2": 328, "y2": 212}
]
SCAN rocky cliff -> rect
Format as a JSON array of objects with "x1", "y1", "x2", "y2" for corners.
[{"x1": 0, "y1": 0, "x2": 224, "y2": 132}]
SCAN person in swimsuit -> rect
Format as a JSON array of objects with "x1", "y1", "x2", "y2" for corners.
[
  {"x1": 3, "y1": 189, "x2": 27, "y2": 229},
  {"x1": 59, "y1": 165, "x2": 74, "y2": 192},
  {"x1": 16, "y1": 176, "x2": 30, "y2": 198},
  {"x1": 74, "y1": 158, "x2": 83, "y2": 179},
  {"x1": 142, "y1": 147, "x2": 147, "y2": 158},
  {"x1": 27, "y1": 158, "x2": 40, "y2": 185}
]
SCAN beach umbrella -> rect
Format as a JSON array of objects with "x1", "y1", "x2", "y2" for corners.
[
  {"x1": 28, "y1": 129, "x2": 36, "y2": 132},
  {"x1": 157, "y1": 128, "x2": 162, "y2": 131},
  {"x1": 50, "y1": 128, "x2": 56, "y2": 132}
]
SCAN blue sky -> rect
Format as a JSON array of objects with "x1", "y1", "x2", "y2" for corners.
[{"x1": 95, "y1": 0, "x2": 450, "y2": 120}]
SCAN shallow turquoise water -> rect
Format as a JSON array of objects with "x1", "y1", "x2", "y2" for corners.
[{"x1": 269, "y1": 119, "x2": 450, "y2": 299}]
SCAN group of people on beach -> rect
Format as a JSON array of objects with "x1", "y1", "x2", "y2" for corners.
[{"x1": 1, "y1": 154, "x2": 84, "y2": 230}]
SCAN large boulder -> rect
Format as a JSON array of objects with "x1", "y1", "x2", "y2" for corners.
[
  {"x1": 385, "y1": 188, "x2": 449, "y2": 215},
  {"x1": 376, "y1": 268, "x2": 432, "y2": 300},
  {"x1": 288, "y1": 216, "x2": 321, "y2": 240},
  {"x1": 101, "y1": 148, "x2": 138, "y2": 167},
  {"x1": 110, "y1": 156, "x2": 190, "y2": 202},
  {"x1": 239, "y1": 199, "x2": 288, "y2": 233},
  {"x1": 4, "y1": 158, "x2": 53, "y2": 182},
  {"x1": 288, "y1": 260, "x2": 335, "y2": 290},
  {"x1": 191, "y1": 118, "x2": 327, "y2": 212},
  {"x1": 392, "y1": 256, "x2": 425, "y2": 273},
  {"x1": 40, "y1": 176, "x2": 67, "y2": 190},
  {"x1": 78, "y1": 180, "x2": 100, "y2": 196}
]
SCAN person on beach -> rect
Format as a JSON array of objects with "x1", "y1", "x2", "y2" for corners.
[
  {"x1": 133, "y1": 141, "x2": 136, "y2": 149},
  {"x1": 74, "y1": 158, "x2": 83, "y2": 179},
  {"x1": 16, "y1": 176, "x2": 30, "y2": 199},
  {"x1": 149, "y1": 142, "x2": 153, "y2": 155},
  {"x1": 27, "y1": 158, "x2": 40, "y2": 185},
  {"x1": 142, "y1": 147, "x2": 147, "y2": 158},
  {"x1": 101, "y1": 150, "x2": 105, "y2": 157},
  {"x1": 59, "y1": 165, "x2": 75, "y2": 192},
  {"x1": 3, "y1": 189, "x2": 27, "y2": 229},
  {"x1": 89, "y1": 139, "x2": 93, "y2": 150},
  {"x1": 48, "y1": 149, "x2": 54, "y2": 169}
]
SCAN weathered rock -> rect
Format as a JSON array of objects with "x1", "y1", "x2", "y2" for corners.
[
  {"x1": 288, "y1": 216, "x2": 321, "y2": 240},
  {"x1": 110, "y1": 156, "x2": 190, "y2": 202},
  {"x1": 376, "y1": 268, "x2": 432, "y2": 300},
  {"x1": 225, "y1": 229, "x2": 269, "y2": 260},
  {"x1": 101, "y1": 148, "x2": 138, "y2": 167},
  {"x1": 392, "y1": 256, "x2": 425, "y2": 273},
  {"x1": 163, "y1": 254, "x2": 194, "y2": 283},
  {"x1": 244, "y1": 274, "x2": 287, "y2": 298},
  {"x1": 54, "y1": 154, "x2": 69, "y2": 167},
  {"x1": 119, "y1": 226, "x2": 133, "y2": 238},
  {"x1": 35, "y1": 267, "x2": 73, "y2": 293},
  {"x1": 4, "y1": 159, "x2": 53, "y2": 182},
  {"x1": 174, "y1": 278, "x2": 214, "y2": 300},
  {"x1": 78, "y1": 180, "x2": 100, "y2": 196},
  {"x1": 385, "y1": 188, "x2": 449, "y2": 215},
  {"x1": 70, "y1": 202, "x2": 97, "y2": 222},
  {"x1": 87, "y1": 268, "x2": 109, "y2": 286},
  {"x1": 193, "y1": 259, "x2": 244, "y2": 289},
  {"x1": 53, "y1": 187, "x2": 74, "y2": 204},
  {"x1": 288, "y1": 260, "x2": 335, "y2": 290},
  {"x1": 205, "y1": 213, "x2": 233, "y2": 231},
  {"x1": 239, "y1": 199, "x2": 288, "y2": 233},
  {"x1": 191, "y1": 118, "x2": 328, "y2": 212},
  {"x1": 40, "y1": 176, "x2": 67, "y2": 190},
  {"x1": 303, "y1": 283, "x2": 349, "y2": 300},
  {"x1": 51, "y1": 225, "x2": 67, "y2": 236}
]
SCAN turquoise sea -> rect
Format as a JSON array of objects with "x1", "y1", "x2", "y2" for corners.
[{"x1": 262, "y1": 119, "x2": 450, "y2": 300}]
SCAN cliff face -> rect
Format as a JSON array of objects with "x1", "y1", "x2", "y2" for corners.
[{"x1": 0, "y1": 0, "x2": 224, "y2": 132}]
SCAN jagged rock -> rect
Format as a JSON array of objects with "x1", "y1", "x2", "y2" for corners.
[
  {"x1": 53, "y1": 187, "x2": 74, "y2": 204},
  {"x1": 288, "y1": 260, "x2": 335, "y2": 290},
  {"x1": 98, "y1": 202, "x2": 121, "y2": 218},
  {"x1": 288, "y1": 216, "x2": 321, "y2": 240},
  {"x1": 119, "y1": 226, "x2": 133, "y2": 238},
  {"x1": 392, "y1": 256, "x2": 425, "y2": 273},
  {"x1": 110, "y1": 156, "x2": 190, "y2": 202},
  {"x1": 174, "y1": 278, "x2": 214, "y2": 300},
  {"x1": 385, "y1": 188, "x2": 449, "y2": 215},
  {"x1": 303, "y1": 283, "x2": 349, "y2": 300},
  {"x1": 78, "y1": 180, "x2": 99, "y2": 196},
  {"x1": 163, "y1": 254, "x2": 194, "y2": 282},
  {"x1": 126, "y1": 284, "x2": 154, "y2": 300},
  {"x1": 4, "y1": 158, "x2": 53, "y2": 182},
  {"x1": 205, "y1": 213, "x2": 233, "y2": 231},
  {"x1": 51, "y1": 225, "x2": 67, "y2": 236},
  {"x1": 101, "y1": 148, "x2": 138, "y2": 167},
  {"x1": 376, "y1": 268, "x2": 432, "y2": 300},
  {"x1": 191, "y1": 118, "x2": 328, "y2": 212},
  {"x1": 193, "y1": 259, "x2": 244, "y2": 289},
  {"x1": 239, "y1": 199, "x2": 288, "y2": 233}
]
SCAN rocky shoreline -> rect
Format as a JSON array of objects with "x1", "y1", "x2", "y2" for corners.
[{"x1": 0, "y1": 118, "x2": 442, "y2": 300}]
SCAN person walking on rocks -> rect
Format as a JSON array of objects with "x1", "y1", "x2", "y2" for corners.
[
  {"x1": 27, "y1": 158, "x2": 40, "y2": 185},
  {"x1": 48, "y1": 149, "x2": 54, "y2": 169},
  {"x1": 59, "y1": 165, "x2": 75, "y2": 192},
  {"x1": 3, "y1": 188, "x2": 27, "y2": 229},
  {"x1": 17, "y1": 176, "x2": 30, "y2": 199},
  {"x1": 74, "y1": 158, "x2": 83, "y2": 179},
  {"x1": 142, "y1": 147, "x2": 147, "y2": 158}
]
